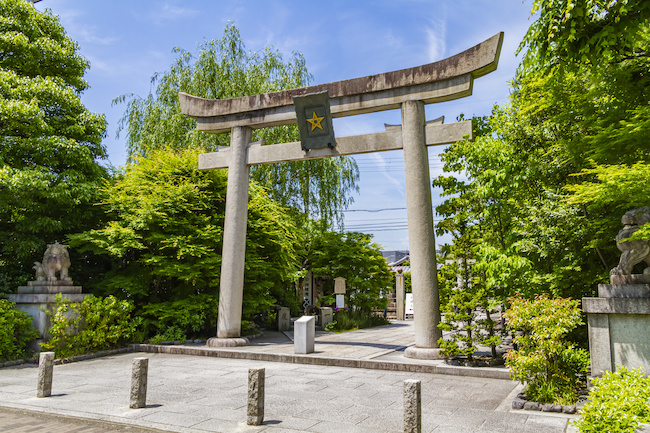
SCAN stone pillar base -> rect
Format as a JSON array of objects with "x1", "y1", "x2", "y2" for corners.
[
  {"x1": 206, "y1": 337, "x2": 250, "y2": 347},
  {"x1": 583, "y1": 276, "x2": 650, "y2": 376},
  {"x1": 404, "y1": 346, "x2": 445, "y2": 360}
]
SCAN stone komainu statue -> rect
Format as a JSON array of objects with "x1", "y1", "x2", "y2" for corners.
[
  {"x1": 33, "y1": 242, "x2": 72, "y2": 282},
  {"x1": 611, "y1": 206, "x2": 650, "y2": 276}
]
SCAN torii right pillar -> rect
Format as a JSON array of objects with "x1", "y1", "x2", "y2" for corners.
[{"x1": 402, "y1": 100, "x2": 443, "y2": 359}]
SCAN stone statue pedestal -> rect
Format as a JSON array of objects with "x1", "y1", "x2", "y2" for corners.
[
  {"x1": 583, "y1": 274, "x2": 650, "y2": 376},
  {"x1": 6, "y1": 280, "x2": 90, "y2": 351}
]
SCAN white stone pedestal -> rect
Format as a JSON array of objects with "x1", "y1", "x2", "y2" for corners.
[
  {"x1": 294, "y1": 315, "x2": 315, "y2": 354},
  {"x1": 7, "y1": 281, "x2": 90, "y2": 350},
  {"x1": 583, "y1": 274, "x2": 650, "y2": 376}
]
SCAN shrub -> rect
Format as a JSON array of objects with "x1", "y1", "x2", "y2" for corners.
[
  {"x1": 138, "y1": 294, "x2": 218, "y2": 340},
  {"x1": 148, "y1": 326, "x2": 187, "y2": 344},
  {"x1": 0, "y1": 299, "x2": 38, "y2": 361},
  {"x1": 41, "y1": 294, "x2": 141, "y2": 358},
  {"x1": 326, "y1": 309, "x2": 389, "y2": 332},
  {"x1": 504, "y1": 294, "x2": 589, "y2": 405},
  {"x1": 573, "y1": 365, "x2": 650, "y2": 433}
]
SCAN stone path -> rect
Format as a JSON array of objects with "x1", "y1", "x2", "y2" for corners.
[{"x1": 0, "y1": 350, "x2": 575, "y2": 432}]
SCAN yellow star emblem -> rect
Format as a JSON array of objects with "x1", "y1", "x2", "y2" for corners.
[{"x1": 306, "y1": 111, "x2": 325, "y2": 131}]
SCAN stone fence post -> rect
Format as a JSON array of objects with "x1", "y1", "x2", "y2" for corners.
[
  {"x1": 247, "y1": 368, "x2": 265, "y2": 425},
  {"x1": 404, "y1": 379, "x2": 421, "y2": 433}
]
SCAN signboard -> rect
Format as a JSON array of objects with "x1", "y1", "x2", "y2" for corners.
[
  {"x1": 334, "y1": 277, "x2": 346, "y2": 294},
  {"x1": 336, "y1": 294, "x2": 345, "y2": 309},
  {"x1": 405, "y1": 293, "x2": 414, "y2": 316},
  {"x1": 293, "y1": 91, "x2": 336, "y2": 151}
]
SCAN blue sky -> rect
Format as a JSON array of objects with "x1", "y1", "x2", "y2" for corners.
[{"x1": 36, "y1": 0, "x2": 535, "y2": 251}]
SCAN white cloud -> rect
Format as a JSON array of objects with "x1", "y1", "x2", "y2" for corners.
[
  {"x1": 425, "y1": 18, "x2": 447, "y2": 62},
  {"x1": 47, "y1": 7, "x2": 118, "y2": 46},
  {"x1": 149, "y1": 3, "x2": 199, "y2": 24}
]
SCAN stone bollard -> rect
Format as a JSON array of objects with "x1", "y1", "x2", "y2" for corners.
[
  {"x1": 294, "y1": 315, "x2": 315, "y2": 354},
  {"x1": 37, "y1": 352, "x2": 55, "y2": 398},
  {"x1": 130, "y1": 357, "x2": 148, "y2": 409},
  {"x1": 403, "y1": 379, "x2": 421, "y2": 433},
  {"x1": 247, "y1": 368, "x2": 265, "y2": 425}
]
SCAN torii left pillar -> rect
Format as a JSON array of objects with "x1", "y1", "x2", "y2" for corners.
[{"x1": 207, "y1": 126, "x2": 252, "y2": 346}]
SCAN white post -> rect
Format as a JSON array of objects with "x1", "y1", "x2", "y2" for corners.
[
  {"x1": 216, "y1": 126, "x2": 252, "y2": 339},
  {"x1": 294, "y1": 315, "x2": 315, "y2": 354},
  {"x1": 401, "y1": 100, "x2": 443, "y2": 359}
]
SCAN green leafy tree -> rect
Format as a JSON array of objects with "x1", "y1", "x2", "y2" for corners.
[
  {"x1": 0, "y1": 0, "x2": 108, "y2": 292},
  {"x1": 68, "y1": 146, "x2": 300, "y2": 318},
  {"x1": 437, "y1": 224, "x2": 503, "y2": 361},
  {"x1": 520, "y1": 0, "x2": 650, "y2": 71},
  {"x1": 435, "y1": 0, "x2": 650, "y2": 298},
  {"x1": 307, "y1": 230, "x2": 391, "y2": 313},
  {"x1": 115, "y1": 23, "x2": 358, "y2": 227}
]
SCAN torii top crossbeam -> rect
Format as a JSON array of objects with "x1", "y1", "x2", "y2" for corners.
[{"x1": 179, "y1": 32, "x2": 503, "y2": 132}]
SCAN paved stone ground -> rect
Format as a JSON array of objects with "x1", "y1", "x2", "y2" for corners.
[
  {"x1": 0, "y1": 351, "x2": 575, "y2": 432},
  {"x1": 0, "y1": 406, "x2": 162, "y2": 432}
]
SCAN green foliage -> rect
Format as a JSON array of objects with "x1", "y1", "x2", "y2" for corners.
[
  {"x1": 567, "y1": 162, "x2": 650, "y2": 242},
  {"x1": 307, "y1": 230, "x2": 391, "y2": 312},
  {"x1": 148, "y1": 326, "x2": 186, "y2": 345},
  {"x1": 41, "y1": 294, "x2": 140, "y2": 358},
  {"x1": 68, "y1": 147, "x2": 300, "y2": 318},
  {"x1": 115, "y1": 23, "x2": 358, "y2": 227},
  {"x1": 241, "y1": 320, "x2": 261, "y2": 336},
  {"x1": 0, "y1": 0, "x2": 109, "y2": 292},
  {"x1": 139, "y1": 295, "x2": 218, "y2": 340},
  {"x1": 435, "y1": 33, "x2": 650, "y2": 300},
  {"x1": 504, "y1": 294, "x2": 589, "y2": 405},
  {"x1": 0, "y1": 298, "x2": 38, "y2": 361},
  {"x1": 326, "y1": 309, "x2": 389, "y2": 332},
  {"x1": 437, "y1": 256, "x2": 503, "y2": 360},
  {"x1": 573, "y1": 365, "x2": 650, "y2": 433},
  {"x1": 520, "y1": 0, "x2": 650, "y2": 71}
]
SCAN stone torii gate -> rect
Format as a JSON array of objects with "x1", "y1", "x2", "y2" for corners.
[{"x1": 180, "y1": 32, "x2": 503, "y2": 359}]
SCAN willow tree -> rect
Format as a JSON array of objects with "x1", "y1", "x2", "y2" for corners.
[
  {"x1": 0, "y1": 0, "x2": 108, "y2": 291},
  {"x1": 115, "y1": 24, "x2": 358, "y2": 226}
]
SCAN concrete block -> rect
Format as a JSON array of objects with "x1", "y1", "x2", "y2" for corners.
[
  {"x1": 403, "y1": 379, "x2": 421, "y2": 433},
  {"x1": 37, "y1": 352, "x2": 54, "y2": 398},
  {"x1": 294, "y1": 315, "x2": 315, "y2": 354},
  {"x1": 130, "y1": 357, "x2": 148, "y2": 409},
  {"x1": 247, "y1": 368, "x2": 265, "y2": 425}
]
